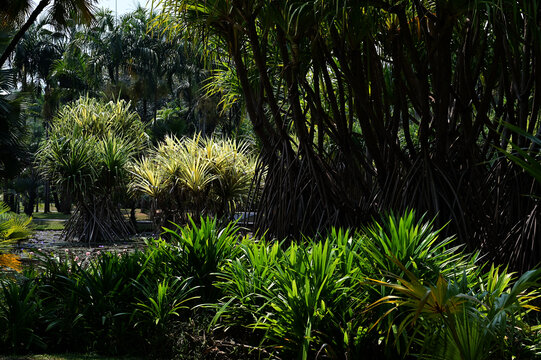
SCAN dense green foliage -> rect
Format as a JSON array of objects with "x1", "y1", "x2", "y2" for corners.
[
  {"x1": 37, "y1": 97, "x2": 147, "y2": 242},
  {"x1": 0, "y1": 201, "x2": 31, "y2": 245},
  {"x1": 1, "y1": 4, "x2": 250, "y2": 219},
  {"x1": 130, "y1": 135, "x2": 256, "y2": 230},
  {"x1": 1, "y1": 2, "x2": 541, "y2": 356},
  {"x1": 154, "y1": 0, "x2": 541, "y2": 271},
  {"x1": 0, "y1": 215, "x2": 539, "y2": 359}
]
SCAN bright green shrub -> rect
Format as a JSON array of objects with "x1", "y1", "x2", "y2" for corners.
[
  {"x1": 0, "y1": 213, "x2": 539, "y2": 359},
  {"x1": 162, "y1": 217, "x2": 243, "y2": 300},
  {"x1": 214, "y1": 229, "x2": 376, "y2": 359}
]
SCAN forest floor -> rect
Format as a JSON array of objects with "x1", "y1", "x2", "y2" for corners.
[
  {"x1": 0, "y1": 355, "x2": 141, "y2": 360},
  {"x1": 12, "y1": 230, "x2": 150, "y2": 266}
]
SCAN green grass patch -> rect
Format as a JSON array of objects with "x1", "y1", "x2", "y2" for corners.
[
  {"x1": 32, "y1": 221, "x2": 65, "y2": 231},
  {"x1": 32, "y1": 212, "x2": 70, "y2": 220}
]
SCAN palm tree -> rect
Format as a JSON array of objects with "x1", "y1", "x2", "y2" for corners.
[{"x1": 0, "y1": 0, "x2": 97, "y2": 68}]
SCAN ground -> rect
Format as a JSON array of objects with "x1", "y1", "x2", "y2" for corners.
[{"x1": 0, "y1": 355, "x2": 141, "y2": 360}]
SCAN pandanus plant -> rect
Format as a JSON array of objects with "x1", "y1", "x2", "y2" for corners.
[
  {"x1": 129, "y1": 134, "x2": 256, "y2": 230},
  {"x1": 37, "y1": 96, "x2": 147, "y2": 242}
]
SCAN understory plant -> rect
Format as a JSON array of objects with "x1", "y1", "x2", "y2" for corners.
[
  {"x1": 211, "y1": 211, "x2": 537, "y2": 359},
  {"x1": 0, "y1": 212, "x2": 539, "y2": 359},
  {"x1": 129, "y1": 134, "x2": 256, "y2": 230},
  {"x1": 0, "y1": 201, "x2": 31, "y2": 272},
  {"x1": 37, "y1": 96, "x2": 148, "y2": 242},
  {"x1": 367, "y1": 262, "x2": 541, "y2": 360},
  {"x1": 0, "y1": 201, "x2": 32, "y2": 245}
]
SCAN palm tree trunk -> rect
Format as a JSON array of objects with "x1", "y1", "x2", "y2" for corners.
[{"x1": 0, "y1": 0, "x2": 50, "y2": 68}]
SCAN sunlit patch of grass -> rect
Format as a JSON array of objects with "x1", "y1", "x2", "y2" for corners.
[
  {"x1": 32, "y1": 212, "x2": 70, "y2": 220},
  {"x1": 32, "y1": 221, "x2": 65, "y2": 231}
]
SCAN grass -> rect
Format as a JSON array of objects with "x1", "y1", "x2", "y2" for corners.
[
  {"x1": 32, "y1": 212, "x2": 70, "y2": 220},
  {"x1": 32, "y1": 221, "x2": 65, "y2": 231},
  {"x1": 31, "y1": 212, "x2": 68, "y2": 231}
]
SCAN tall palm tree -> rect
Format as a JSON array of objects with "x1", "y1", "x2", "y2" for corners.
[{"x1": 0, "y1": 0, "x2": 97, "y2": 68}]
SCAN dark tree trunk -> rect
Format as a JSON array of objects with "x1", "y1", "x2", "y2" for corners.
[
  {"x1": 44, "y1": 180, "x2": 50, "y2": 213},
  {"x1": 57, "y1": 188, "x2": 72, "y2": 214},
  {"x1": 130, "y1": 204, "x2": 137, "y2": 232},
  {"x1": 24, "y1": 187, "x2": 37, "y2": 216}
]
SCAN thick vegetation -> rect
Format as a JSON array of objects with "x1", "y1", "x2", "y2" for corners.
[
  {"x1": 0, "y1": 215, "x2": 540, "y2": 359},
  {"x1": 154, "y1": 0, "x2": 541, "y2": 271},
  {"x1": 0, "y1": 1, "x2": 540, "y2": 358},
  {"x1": 37, "y1": 97, "x2": 147, "y2": 242},
  {"x1": 130, "y1": 135, "x2": 256, "y2": 230}
]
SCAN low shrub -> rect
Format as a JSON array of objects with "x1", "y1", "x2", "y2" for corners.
[{"x1": 0, "y1": 212, "x2": 539, "y2": 359}]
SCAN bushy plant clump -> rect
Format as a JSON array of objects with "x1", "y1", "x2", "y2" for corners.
[
  {"x1": 0, "y1": 213, "x2": 540, "y2": 359},
  {"x1": 0, "y1": 217, "x2": 242, "y2": 356},
  {"x1": 129, "y1": 134, "x2": 256, "y2": 231},
  {"x1": 37, "y1": 96, "x2": 148, "y2": 242}
]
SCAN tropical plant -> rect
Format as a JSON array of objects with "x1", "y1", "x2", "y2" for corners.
[
  {"x1": 0, "y1": 201, "x2": 32, "y2": 245},
  {"x1": 214, "y1": 229, "x2": 377, "y2": 359},
  {"x1": 361, "y1": 211, "x2": 477, "y2": 282},
  {"x1": 0, "y1": 213, "x2": 538, "y2": 358},
  {"x1": 132, "y1": 276, "x2": 196, "y2": 330},
  {"x1": 367, "y1": 260, "x2": 541, "y2": 360},
  {"x1": 37, "y1": 249, "x2": 149, "y2": 353},
  {"x1": 0, "y1": 279, "x2": 45, "y2": 352},
  {"x1": 130, "y1": 134, "x2": 256, "y2": 229},
  {"x1": 0, "y1": 201, "x2": 29, "y2": 272},
  {"x1": 153, "y1": 0, "x2": 541, "y2": 272},
  {"x1": 162, "y1": 217, "x2": 242, "y2": 300},
  {"x1": 0, "y1": 0, "x2": 97, "y2": 68},
  {"x1": 37, "y1": 96, "x2": 147, "y2": 242},
  {"x1": 0, "y1": 66, "x2": 27, "y2": 181},
  {"x1": 497, "y1": 123, "x2": 541, "y2": 186}
]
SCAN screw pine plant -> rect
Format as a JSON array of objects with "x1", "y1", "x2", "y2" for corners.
[
  {"x1": 152, "y1": 0, "x2": 541, "y2": 273},
  {"x1": 129, "y1": 134, "x2": 256, "y2": 229},
  {"x1": 37, "y1": 96, "x2": 147, "y2": 242},
  {"x1": 367, "y1": 260, "x2": 541, "y2": 360}
]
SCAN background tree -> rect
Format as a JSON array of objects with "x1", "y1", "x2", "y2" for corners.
[{"x1": 0, "y1": 0, "x2": 97, "y2": 68}]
